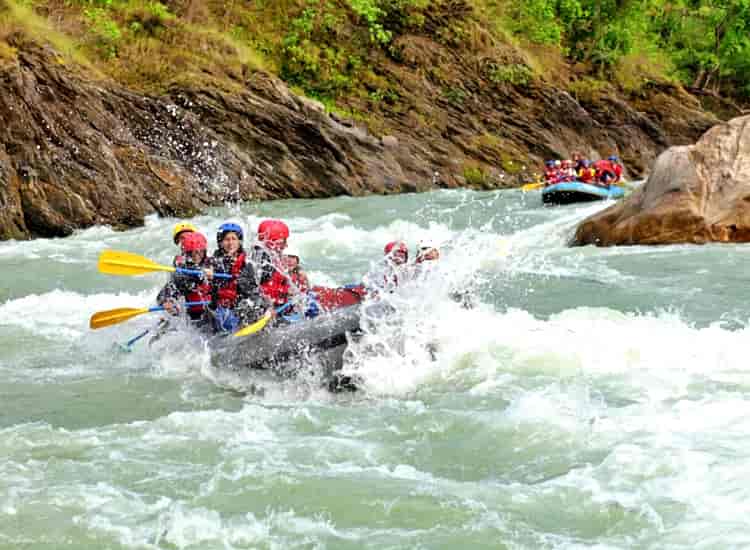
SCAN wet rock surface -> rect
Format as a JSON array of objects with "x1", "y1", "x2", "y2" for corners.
[
  {"x1": 573, "y1": 116, "x2": 750, "y2": 246},
  {"x1": 0, "y1": 37, "x2": 732, "y2": 240}
]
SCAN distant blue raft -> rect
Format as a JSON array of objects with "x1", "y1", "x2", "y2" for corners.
[{"x1": 542, "y1": 181, "x2": 625, "y2": 205}]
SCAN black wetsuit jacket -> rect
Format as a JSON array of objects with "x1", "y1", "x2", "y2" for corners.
[
  {"x1": 157, "y1": 257, "x2": 212, "y2": 321},
  {"x1": 210, "y1": 247, "x2": 269, "y2": 322}
]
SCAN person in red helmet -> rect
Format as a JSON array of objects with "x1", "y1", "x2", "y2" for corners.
[
  {"x1": 384, "y1": 241, "x2": 409, "y2": 264},
  {"x1": 157, "y1": 232, "x2": 213, "y2": 322},
  {"x1": 365, "y1": 240, "x2": 410, "y2": 293},
  {"x1": 416, "y1": 244, "x2": 440, "y2": 264},
  {"x1": 592, "y1": 156, "x2": 622, "y2": 187},
  {"x1": 250, "y1": 219, "x2": 314, "y2": 317},
  {"x1": 410, "y1": 242, "x2": 443, "y2": 285}
]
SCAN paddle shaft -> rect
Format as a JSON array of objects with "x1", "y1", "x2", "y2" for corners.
[
  {"x1": 149, "y1": 300, "x2": 209, "y2": 313},
  {"x1": 98, "y1": 250, "x2": 233, "y2": 279},
  {"x1": 177, "y1": 267, "x2": 232, "y2": 279},
  {"x1": 125, "y1": 329, "x2": 151, "y2": 348}
]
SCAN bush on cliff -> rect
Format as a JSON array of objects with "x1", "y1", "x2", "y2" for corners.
[{"x1": 1, "y1": 0, "x2": 749, "y2": 106}]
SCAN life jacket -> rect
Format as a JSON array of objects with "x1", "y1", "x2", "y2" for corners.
[
  {"x1": 578, "y1": 167, "x2": 595, "y2": 183},
  {"x1": 311, "y1": 285, "x2": 366, "y2": 311},
  {"x1": 593, "y1": 159, "x2": 613, "y2": 174},
  {"x1": 215, "y1": 253, "x2": 246, "y2": 308},
  {"x1": 261, "y1": 269, "x2": 290, "y2": 306},
  {"x1": 186, "y1": 280, "x2": 211, "y2": 316},
  {"x1": 612, "y1": 162, "x2": 623, "y2": 181}
]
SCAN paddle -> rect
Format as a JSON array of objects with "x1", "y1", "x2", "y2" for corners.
[
  {"x1": 521, "y1": 181, "x2": 545, "y2": 191},
  {"x1": 90, "y1": 301, "x2": 209, "y2": 329},
  {"x1": 118, "y1": 318, "x2": 172, "y2": 352},
  {"x1": 233, "y1": 303, "x2": 293, "y2": 338},
  {"x1": 122, "y1": 328, "x2": 150, "y2": 349},
  {"x1": 97, "y1": 250, "x2": 232, "y2": 279}
]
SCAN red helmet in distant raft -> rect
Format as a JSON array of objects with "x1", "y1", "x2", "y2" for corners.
[
  {"x1": 257, "y1": 219, "x2": 290, "y2": 242},
  {"x1": 181, "y1": 232, "x2": 208, "y2": 252},
  {"x1": 384, "y1": 241, "x2": 408, "y2": 259}
]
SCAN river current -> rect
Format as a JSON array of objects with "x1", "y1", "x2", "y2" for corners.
[{"x1": 2, "y1": 189, "x2": 750, "y2": 549}]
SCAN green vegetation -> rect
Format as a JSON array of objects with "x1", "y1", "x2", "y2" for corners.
[
  {"x1": 462, "y1": 162, "x2": 491, "y2": 187},
  {"x1": 1, "y1": 0, "x2": 749, "y2": 102},
  {"x1": 506, "y1": 0, "x2": 750, "y2": 97}
]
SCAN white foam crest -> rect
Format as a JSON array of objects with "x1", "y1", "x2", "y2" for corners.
[
  {"x1": 154, "y1": 503, "x2": 354, "y2": 549},
  {"x1": 289, "y1": 218, "x2": 458, "y2": 261},
  {"x1": 503, "y1": 383, "x2": 599, "y2": 435},
  {"x1": 282, "y1": 212, "x2": 353, "y2": 230},
  {"x1": 539, "y1": 396, "x2": 750, "y2": 546},
  {"x1": 157, "y1": 503, "x2": 230, "y2": 548},
  {"x1": 151, "y1": 403, "x2": 279, "y2": 445},
  {"x1": 473, "y1": 200, "x2": 628, "y2": 285},
  {"x1": 344, "y1": 285, "x2": 750, "y2": 401},
  {"x1": 506, "y1": 201, "x2": 604, "y2": 250},
  {"x1": 0, "y1": 289, "x2": 155, "y2": 339}
]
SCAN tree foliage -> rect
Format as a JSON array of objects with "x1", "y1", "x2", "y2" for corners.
[{"x1": 507, "y1": 0, "x2": 750, "y2": 96}]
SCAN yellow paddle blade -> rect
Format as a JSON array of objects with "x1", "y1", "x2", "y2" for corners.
[
  {"x1": 98, "y1": 250, "x2": 176, "y2": 276},
  {"x1": 233, "y1": 312, "x2": 272, "y2": 338},
  {"x1": 521, "y1": 182, "x2": 544, "y2": 191},
  {"x1": 90, "y1": 307, "x2": 151, "y2": 329}
]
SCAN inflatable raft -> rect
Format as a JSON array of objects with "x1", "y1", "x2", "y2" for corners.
[
  {"x1": 209, "y1": 303, "x2": 360, "y2": 374},
  {"x1": 208, "y1": 285, "x2": 373, "y2": 387},
  {"x1": 542, "y1": 181, "x2": 625, "y2": 205}
]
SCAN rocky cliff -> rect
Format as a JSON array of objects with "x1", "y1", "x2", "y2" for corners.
[{"x1": 0, "y1": 34, "x2": 736, "y2": 240}]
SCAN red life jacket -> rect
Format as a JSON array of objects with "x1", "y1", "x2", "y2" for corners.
[
  {"x1": 578, "y1": 167, "x2": 595, "y2": 183},
  {"x1": 593, "y1": 159, "x2": 614, "y2": 176},
  {"x1": 261, "y1": 270, "x2": 290, "y2": 306},
  {"x1": 216, "y1": 253, "x2": 246, "y2": 308},
  {"x1": 186, "y1": 280, "x2": 211, "y2": 316}
]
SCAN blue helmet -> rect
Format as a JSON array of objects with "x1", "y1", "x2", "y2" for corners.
[
  {"x1": 545, "y1": 160, "x2": 555, "y2": 167},
  {"x1": 216, "y1": 222, "x2": 243, "y2": 245},
  {"x1": 608, "y1": 155, "x2": 620, "y2": 163},
  {"x1": 582, "y1": 159, "x2": 591, "y2": 168}
]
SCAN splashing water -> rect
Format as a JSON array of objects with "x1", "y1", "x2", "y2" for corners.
[{"x1": 3, "y1": 188, "x2": 750, "y2": 548}]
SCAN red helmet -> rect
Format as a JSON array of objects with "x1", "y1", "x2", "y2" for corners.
[
  {"x1": 257, "y1": 219, "x2": 290, "y2": 242},
  {"x1": 181, "y1": 232, "x2": 208, "y2": 253},
  {"x1": 384, "y1": 241, "x2": 408, "y2": 259}
]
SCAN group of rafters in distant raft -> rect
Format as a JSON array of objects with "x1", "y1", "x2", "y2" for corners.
[
  {"x1": 543, "y1": 153, "x2": 624, "y2": 187},
  {"x1": 524, "y1": 153, "x2": 627, "y2": 205}
]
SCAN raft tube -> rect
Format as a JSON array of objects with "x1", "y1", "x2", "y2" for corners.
[
  {"x1": 542, "y1": 181, "x2": 625, "y2": 205},
  {"x1": 208, "y1": 288, "x2": 388, "y2": 386},
  {"x1": 209, "y1": 304, "x2": 362, "y2": 378}
]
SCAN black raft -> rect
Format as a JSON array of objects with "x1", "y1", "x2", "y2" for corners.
[{"x1": 208, "y1": 304, "x2": 368, "y2": 389}]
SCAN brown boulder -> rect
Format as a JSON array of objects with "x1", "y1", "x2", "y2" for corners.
[{"x1": 573, "y1": 116, "x2": 750, "y2": 246}]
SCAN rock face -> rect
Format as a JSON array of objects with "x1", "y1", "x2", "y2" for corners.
[
  {"x1": 0, "y1": 41, "x2": 429, "y2": 240},
  {"x1": 573, "y1": 116, "x2": 750, "y2": 246},
  {"x1": 0, "y1": 36, "x2": 733, "y2": 241}
]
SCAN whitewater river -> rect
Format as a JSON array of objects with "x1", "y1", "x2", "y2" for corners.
[{"x1": 2, "y1": 189, "x2": 750, "y2": 549}]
